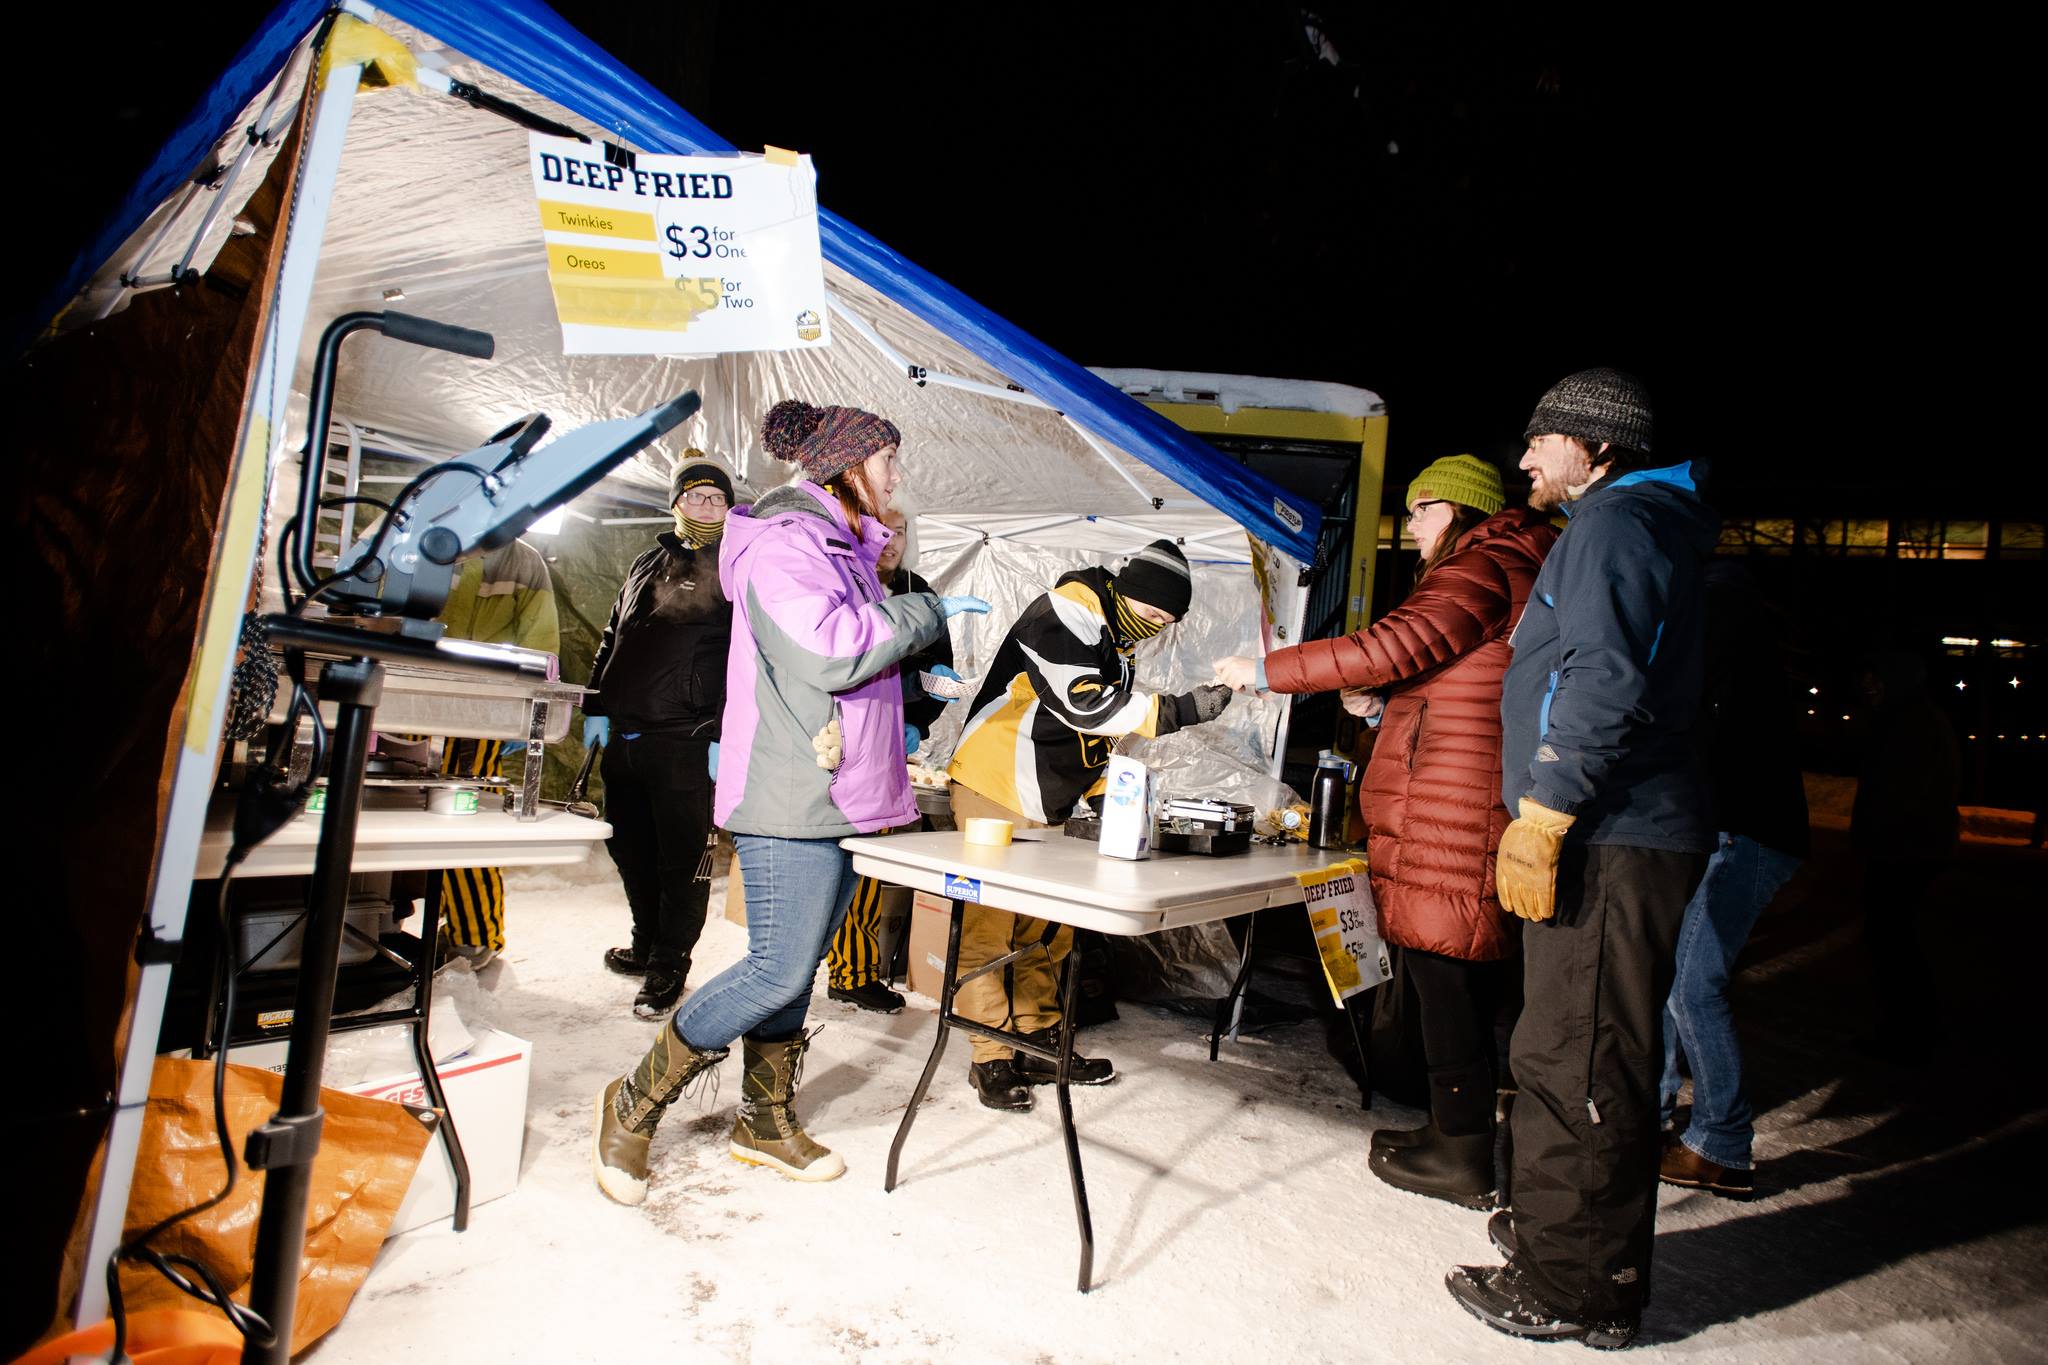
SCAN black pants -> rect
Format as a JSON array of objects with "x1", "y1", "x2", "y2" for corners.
[
  {"x1": 1507, "y1": 842, "x2": 1706, "y2": 1322},
  {"x1": 1407, "y1": 948, "x2": 1520, "y2": 1136},
  {"x1": 601, "y1": 732, "x2": 715, "y2": 972}
]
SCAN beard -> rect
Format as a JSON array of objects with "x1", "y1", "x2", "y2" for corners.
[{"x1": 1526, "y1": 475, "x2": 1564, "y2": 512}]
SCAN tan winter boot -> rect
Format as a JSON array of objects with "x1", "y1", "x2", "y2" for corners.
[
  {"x1": 729, "y1": 1032, "x2": 845, "y2": 1182},
  {"x1": 593, "y1": 1024, "x2": 728, "y2": 1205}
]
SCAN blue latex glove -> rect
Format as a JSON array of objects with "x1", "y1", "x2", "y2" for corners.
[
  {"x1": 920, "y1": 662, "x2": 963, "y2": 699},
  {"x1": 938, "y1": 594, "x2": 991, "y2": 619},
  {"x1": 582, "y1": 715, "x2": 609, "y2": 748},
  {"x1": 707, "y1": 741, "x2": 720, "y2": 779},
  {"x1": 500, "y1": 740, "x2": 526, "y2": 756},
  {"x1": 904, "y1": 724, "x2": 922, "y2": 755}
]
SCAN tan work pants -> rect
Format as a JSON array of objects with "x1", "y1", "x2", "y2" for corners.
[{"x1": 948, "y1": 783, "x2": 1071, "y2": 1063}]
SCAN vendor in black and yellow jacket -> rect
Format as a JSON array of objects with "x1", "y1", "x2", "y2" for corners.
[{"x1": 946, "y1": 539, "x2": 1233, "y2": 1111}]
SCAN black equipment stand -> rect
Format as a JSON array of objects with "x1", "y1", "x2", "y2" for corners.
[
  {"x1": 243, "y1": 654, "x2": 381, "y2": 1364},
  {"x1": 241, "y1": 622, "x2": 541, "y2": 1365}
]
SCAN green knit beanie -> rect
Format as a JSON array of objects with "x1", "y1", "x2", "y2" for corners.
[{"x1": 1405, "y1": 454, "x2": 1504, "y2": 517}]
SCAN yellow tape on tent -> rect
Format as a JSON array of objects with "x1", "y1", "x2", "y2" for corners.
[
  {"x1": 183, "y1": 416, "x2": 272, "y2": 755},
  {"x1": 318, "y1": 14, "x2": 418, "y2": 91}
]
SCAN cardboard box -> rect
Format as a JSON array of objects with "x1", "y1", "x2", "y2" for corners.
[
  {"x1": 231, "y1": 1027, "x2": 532, "y2": 1237},
  {"x1": 906, "y1": 891, "x2": 954, "y2": 1002}
]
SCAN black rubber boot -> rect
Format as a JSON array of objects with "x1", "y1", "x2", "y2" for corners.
[
  {"x1": 970, "y1": 1058, "x2": 1033, "y2": 1111},
  {"x1": 1370, "y1": 1121, "x2": 1434, "y2": 1156},
  {"x1": 1371, "y1": 1126, "x2": 1497, "y2": 1209}
]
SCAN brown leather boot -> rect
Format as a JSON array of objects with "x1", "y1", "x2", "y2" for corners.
[
  {"x1": 592, "y1": 1024, "x2": 727, "y2": 1205},
  {"x1": 1659, "y1": 1136, "x2": 1754, "y2": 1198},
  {"x1": 730, "y1": 1032, "x2": 845, "y2": 1181}
]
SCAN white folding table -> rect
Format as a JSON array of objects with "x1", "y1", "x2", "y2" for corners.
[{"x1": 843, "y1": 828, "x2": 1341, "y2": 1291}]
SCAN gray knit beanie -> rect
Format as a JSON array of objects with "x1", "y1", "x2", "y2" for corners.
[{"x1": 1523, "y1": 368, "x2": 1654, "y2": 453}]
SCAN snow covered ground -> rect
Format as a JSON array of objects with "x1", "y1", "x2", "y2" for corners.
[{"x1": 306, "y1": 844, "x2": 2048, "y2": 1363}]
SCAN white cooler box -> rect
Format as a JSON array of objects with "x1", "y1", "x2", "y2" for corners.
[{"x1": 228, "y1": 1027, "x2": 532, "y2": 1237}]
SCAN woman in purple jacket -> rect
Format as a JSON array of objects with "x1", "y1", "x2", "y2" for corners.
[{"x1": 594, "y1": 399, "x2": 988, "y2": 1205}]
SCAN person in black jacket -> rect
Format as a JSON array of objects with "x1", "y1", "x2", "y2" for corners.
[
  {"x1": 1656, "y1": 560, "x2": 1809, "y2": 1198},
  {"x1": 581, "y1": 455, "x2": 735, "y2": 1019},
  {"x1": 1448, "y1": 369, "x2": 1716, "y2": 1350},
  {"x1": 824, "y1": 504, "x2": 958, "y2": 1013}
]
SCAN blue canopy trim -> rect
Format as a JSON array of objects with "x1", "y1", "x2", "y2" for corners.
[{"x1": 37, "y1": 0, "x2": 1321, "y2": 559}]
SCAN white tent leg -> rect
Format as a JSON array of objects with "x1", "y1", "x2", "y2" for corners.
[{"x1": 74, "y1": 47, "x2": 369, "y2": 1330}]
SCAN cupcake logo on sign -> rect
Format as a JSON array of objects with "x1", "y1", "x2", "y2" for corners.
[{"x1": 795, "y1": 309, "x2": 822, "y2": 342}]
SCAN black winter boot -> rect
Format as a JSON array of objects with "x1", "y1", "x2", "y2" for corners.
[
  {"x1": 1487, "y1": 1208, "x2": 1517, "y2": 1260},
  {"x1": 730, "y1": 1032, "x2": 844, "y2": 1181},
  {"x1": 970, "y1": 1058, "x2": 1033, "y2": 1111},
  {"x1": 604, "y1": 945, "x2": 651, "y2": 976},
  {"x1": 632, "y1": 963, "x2": 686, "y2": 1019},
  {"x1": 593, "y1": 1023, "x2": 728, "y2": 1205},
  {"x1": 1370, "y1": 1126, "x2": 1497, "y2": 1209},
  {"x1": 1445, "y1": 1263, "x2": 1638, "y2": 1349},
  {"x1": 1011, "y1": 1026, "x2": 1116, "y2": 1086}
]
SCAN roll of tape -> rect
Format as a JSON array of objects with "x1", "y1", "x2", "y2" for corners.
[
  {"x1": 429, "y1": 785, "x2": 481, "y2": 816},
  {"x1": 962, "y1": 817, "x2": 1013, "y2": 847}
]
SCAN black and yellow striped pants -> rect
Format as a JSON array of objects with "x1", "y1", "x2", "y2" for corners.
[
  {"x1": 436, "y1": 737, "x2": 506, "y2": 951},
  {"x1": 827, "y1": 873, "x2": 889, "y2": 990}
]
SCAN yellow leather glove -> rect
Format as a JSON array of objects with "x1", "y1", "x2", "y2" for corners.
[{"x1": 1496, "y1": 797, "x2": 1576, "y2": 922}]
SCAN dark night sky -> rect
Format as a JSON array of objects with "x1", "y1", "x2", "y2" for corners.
[{"x1": 31, "y1": 3, "x2": 2037, "y2": 510}]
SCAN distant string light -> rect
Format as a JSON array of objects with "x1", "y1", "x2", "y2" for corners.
[{"x1": 1955, "y1": 680, "x2": 1967, "y2": 691}]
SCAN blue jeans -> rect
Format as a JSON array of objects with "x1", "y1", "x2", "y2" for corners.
[
  {"x1": 670, "y1": 834, "x2": 860, "y2": 1050},
  {"x1": 1660, "y1": 832, "x2": 1802, "y2": 1169}
]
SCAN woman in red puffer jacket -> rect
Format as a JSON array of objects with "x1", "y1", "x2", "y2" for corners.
[{"x1": 1215, "y1": 454, "x2": 1557, "y2": 1210}]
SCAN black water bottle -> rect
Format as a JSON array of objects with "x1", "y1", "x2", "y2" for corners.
[{"x1": 1307, "y1": 751, "x2": 1351, "y2": 849}]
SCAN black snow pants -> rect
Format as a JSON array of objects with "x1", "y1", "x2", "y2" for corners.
[
  {"x1": 601, "y1": 732, "x2": 716, "y2": 973},
  {"x1": 1506, "y1": 841, "x2": 1706, "y2": 1322}
]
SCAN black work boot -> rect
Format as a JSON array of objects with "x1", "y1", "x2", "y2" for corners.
[
  {"x1": 1445, "y1": 1263, "x2": 1638, "y2": 1350},
  {"x1": 604, "y1": 944, "x2": 651, "y2": 976},
  {"x1": 1371, "y1": 1126, "x2": 1497, "y2": 1209},
  {"x1": 1011, "y1": 1026, "x2": 1116, "y2": 1086},
  {"x1": 730, "y1": 1032, "x2": 845, "y2": 1181},
  {"x1": 828, "y1": 980, "x2": 906, "y2": 1014},
  {"x1": 970, "y1": 1058, "x2": 1033, "y2": 1111},
  {"x1": 633, "y1": 963, "x2": 686, "y2": 1019},
  {"x1": 593, "y1": 1023, "x2": 728, "y2": 1205}
]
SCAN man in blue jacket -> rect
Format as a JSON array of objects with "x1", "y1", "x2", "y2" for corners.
[{"x1": 1446, "y1": 369, "x2": 1716, "y2": 1349}]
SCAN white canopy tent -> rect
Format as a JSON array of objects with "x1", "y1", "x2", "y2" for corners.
[{"x1": 54, "y1": 1, "x2": 1337, "y2": 1325}]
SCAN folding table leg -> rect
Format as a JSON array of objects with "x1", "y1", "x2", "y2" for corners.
[
  {"x1": 885, "y1": 900, "x2": 964, "y2": 1192},
  {"x1": 1055, "y1": 951, "x2": 1095, "y2": 1292},
  {"x1": 413, "y1": 908, "x2": 472, "y2": 1228},
  {"x1": 1344, "y1": 986, "x2": 1374, "y2": 1110},
  {"x1": 1209, "y1": 911, "x2": 1261, "y2": 1061}
]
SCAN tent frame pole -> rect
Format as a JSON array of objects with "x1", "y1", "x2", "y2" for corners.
[
  {"x1": 1265, "y1": 554, "x2": 1311, "y2": 782},
  {"x1": 73, "y1": 45, "x2": 369, "y2": 1333}
]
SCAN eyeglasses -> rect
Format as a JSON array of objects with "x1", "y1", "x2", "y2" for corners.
[
  {"x1": 1406, "y1": 498, "x2": 1447, "y2": 518},
  {"x1": 679, "y1": 491, "x2": 729, "y2": 510}
]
